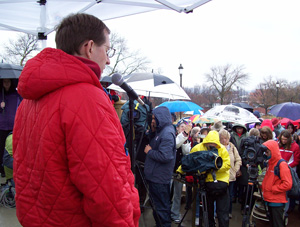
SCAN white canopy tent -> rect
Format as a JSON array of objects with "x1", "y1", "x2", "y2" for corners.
[{"x1": 0, "y1": 0, "x2": 211, "y2": 42}]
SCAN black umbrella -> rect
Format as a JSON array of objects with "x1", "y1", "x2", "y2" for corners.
[
  {"x1": 0, "y1": 63, "x2": 23, "y2": 79},
  {"x1": 232, "y1": 102, "x2": 253, "y2": 113},
  {"x1": 100, "y1": 75, "x2": 112, "y2": 83},
  {"x1": 108, "y1": 73, "x2": 190, "y2": 99}
]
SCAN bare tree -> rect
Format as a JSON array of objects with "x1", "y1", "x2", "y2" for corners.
[
  {"x1": 184, "y1": 85, "x2": 218, "y2": 111},
  {"x1": 249, "y1": 82, "x2": 274, "y2": 114},
  {"x1": 0, "y1": 33, "x2": 40, "y2": 66},
  {"x1": 249, "y1": 76, "x2": 284, "y2": 113},
  {"x1": 205, "y1": 64, "x2": 249, "y2": 104},
  {"x1": 103, "y1": 32, "x2": 151, "y2": 76},
  {"x1": 278, "y1": 81, "x2": 300, "y2": 103},
  {"x1": 199, "y1": 86, "x2": 219, "y2": 110}
]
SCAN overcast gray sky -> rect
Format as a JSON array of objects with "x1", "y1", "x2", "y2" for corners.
[
  {"x1": 1, "y1": 0, "x2": 299, "y2": 91},
  {"x1": 105, "y1": 0, "x2": 300, "y2": 91}
]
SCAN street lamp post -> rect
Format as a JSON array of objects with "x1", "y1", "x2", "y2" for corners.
[
  {"x1": 276, "y1": 81, "x2": 279, "y2": 104},
  {"x1": 178, "y1": 64, "x2": 183, "y2": 87},
  {"x1": 178, "y1": 64, "x2": 183, "y2": 119}
]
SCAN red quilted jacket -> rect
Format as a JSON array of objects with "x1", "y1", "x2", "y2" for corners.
[{"x1": 13, "y1": 48, "x2": 140, "y2": 227}]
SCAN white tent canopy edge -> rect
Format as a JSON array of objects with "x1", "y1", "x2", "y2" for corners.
[{"x1": 0, "y1": 0, "x2": 212, "y2": 40}]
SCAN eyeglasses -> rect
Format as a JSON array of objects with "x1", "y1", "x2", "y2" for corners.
[{"x1": 104, "y1": 45, "x2": 116, "y2": 58}]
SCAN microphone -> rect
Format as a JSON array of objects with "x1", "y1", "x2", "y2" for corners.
[{"x1": 112, "y1": 73, "x2": 145, "y2": 105}]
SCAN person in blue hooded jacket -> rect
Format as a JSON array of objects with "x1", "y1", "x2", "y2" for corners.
[{"x1": 144, "y1": 106, "x2": 176, "y2": 227}]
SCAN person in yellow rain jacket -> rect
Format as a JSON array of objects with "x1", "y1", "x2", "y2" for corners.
[{"x1": 178, "y1": 130, "x2": 231, "y2": 227}]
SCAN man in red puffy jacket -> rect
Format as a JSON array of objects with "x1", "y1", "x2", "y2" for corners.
[{"x1": 13, "y1": 13, "x2": 140, "y2": 227}]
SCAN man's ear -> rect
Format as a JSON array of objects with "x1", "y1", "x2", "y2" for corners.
[{"x1": 79, "y1": 40, "x2": 94, "y2": 59}]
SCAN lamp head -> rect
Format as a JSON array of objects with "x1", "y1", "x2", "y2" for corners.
[{"x1": 178, "y1": 64, "x2": 183, "y2": 74}]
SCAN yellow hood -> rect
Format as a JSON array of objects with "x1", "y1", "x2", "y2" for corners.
[{"x1": 202, "y1": 131, "x2": 222, "y2": 149}]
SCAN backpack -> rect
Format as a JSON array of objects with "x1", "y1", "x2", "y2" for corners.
[
  {"x1": 274, "y1": 159, "x2": 300, "y2": 199},
  {"x1": 120, "y1": 100, "x2": 150, "y2": 141}
]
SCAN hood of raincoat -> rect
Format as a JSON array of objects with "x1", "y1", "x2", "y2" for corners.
[
  {"x1": 153, "y1": 106, "x2": 172, "y2": 132},
  {"x1": 202, "y1": 130, "x2": 223, "y2": 149},
  {"x1": 232, "y1": 123, "x2": 247, "y2": 134},
  {"x1": 263, "y1": 140, "x2": 282, "y2": 166}
]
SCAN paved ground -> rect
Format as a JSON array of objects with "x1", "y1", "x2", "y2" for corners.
[
  {"x1": 1, "y1": 174, "x2": 299, "y2": 227},
  {"x1": 139, "y1": 199, "x2": 300, "y2": 227},
  {"x1": 0, "y1": 176, "x2": 21, "y2": 227}
]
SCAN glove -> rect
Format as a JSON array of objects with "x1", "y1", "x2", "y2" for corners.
[{"x1": 185, "y1": 175, "x2": 194, "y2": 183}]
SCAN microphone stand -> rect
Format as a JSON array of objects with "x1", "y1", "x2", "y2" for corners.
[{"x1": 128, "y1": 98, "x2": 135, "y2": 174}]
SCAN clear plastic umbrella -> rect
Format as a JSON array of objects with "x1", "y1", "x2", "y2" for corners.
[{"x1": 203, "y1": 105, "x2": 260, "y2": 125}]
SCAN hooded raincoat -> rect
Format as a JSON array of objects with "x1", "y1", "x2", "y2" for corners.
[
  {"x1": 178, "y1": 130, "x2": 230, "y2": 184},
  {"x1": 144, "y1": 106, "x2": 176, "y2": 184},
  {"x1": 262, "y1": 140, "x2": 292, "y2": 203},
  {"x1": 230, "y1": 123, "x2": 248, "y2": 153},
  {"x1": 13, "y1": 48, "x2": 140, "y2": 227}
]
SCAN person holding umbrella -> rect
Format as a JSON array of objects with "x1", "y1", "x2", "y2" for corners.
[{"x1": 0, "y1": 78, "x2": 21, "y2": 177}]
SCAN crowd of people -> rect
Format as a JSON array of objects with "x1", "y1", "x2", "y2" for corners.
[
  {"x1": 141, "y1": 109, "x2": 299, "y2": 227},
  {"x1": 0, "y1": 12, "x2": 299, "y2": 227}
]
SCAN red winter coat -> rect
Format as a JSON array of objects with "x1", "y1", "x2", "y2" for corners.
[
  {"x1": 13, "y1": 48, "x2": 140, "y2": 227},
  {"x1": 262, "y1": 140, "x2": 292, "y2": 203},
  {"x1": 279, "y1": 141, "x2": 300, "y2": 168}
]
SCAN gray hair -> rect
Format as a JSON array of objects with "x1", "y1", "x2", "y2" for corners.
[
  {"x1": 249, "y1": 128, "x2": 260, "y2": 137},
  {"x1": 190, "y1": 126, "x2": 200, "y2": 138},
  {"x1": 219, "y1": 129, "x2": 230, "y2": 139}
]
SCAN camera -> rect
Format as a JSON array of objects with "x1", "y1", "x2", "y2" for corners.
[
  {"x1": 181, "y1": 147, "x2": 223, "y2": 174},
  {"x1": 241, "y1": 136, "x2": 267, "y2": 166},
  {"x1": 240, "y1": 136, "x2": 268, "y2": 180}
]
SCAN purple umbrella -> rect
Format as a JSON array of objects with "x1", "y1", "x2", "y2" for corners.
[{"x1": 269, "y1": 102, "x2": 300, "y2": 121}]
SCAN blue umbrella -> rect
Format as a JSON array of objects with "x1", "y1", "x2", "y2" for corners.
[
  {"x1": 184, "y1": 110, "x2": 204, "y2": 115},
  {"x1": 158, "y1": 101, "x2": 203, "y2": 113},
  {"x1": 269, "y1": 102, "x2": 300, "y2": 121}
]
